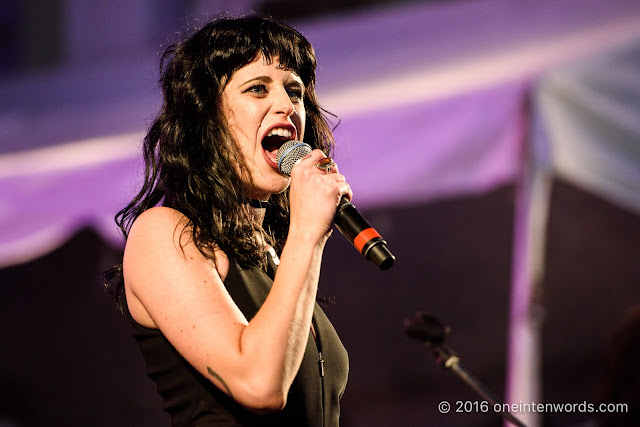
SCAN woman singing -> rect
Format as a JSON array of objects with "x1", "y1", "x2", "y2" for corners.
[{"x1": 108, "y1": 16, "x2": 350, "y2": 426}]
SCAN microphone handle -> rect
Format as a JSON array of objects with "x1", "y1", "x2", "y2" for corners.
[{"x1": 334, "y1": 196, "x2": 395, "y2": 270}]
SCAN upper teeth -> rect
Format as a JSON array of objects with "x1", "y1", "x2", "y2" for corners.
[{"x1": 267, "y1": 128, "x2": 293, "y2": 139}]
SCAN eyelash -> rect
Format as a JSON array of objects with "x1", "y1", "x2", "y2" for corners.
[
  {"x1": 287, "y1": 88, "x2": 304, "y2": 102},
  {"x1": 244, "y1": 84, "x2": 304, "y2": 102},
  {"x1": 246, "y1": 84, "x2": 267, "y2": 95}
]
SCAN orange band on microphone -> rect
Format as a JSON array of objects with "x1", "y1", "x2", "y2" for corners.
[{"x1": 353, "y1": 228, "x2": 381, "y2": 253}]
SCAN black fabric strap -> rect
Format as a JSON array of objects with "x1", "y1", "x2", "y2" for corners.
[{"x1": 248, "y1": 199, "x2": 270, "y2": 209}]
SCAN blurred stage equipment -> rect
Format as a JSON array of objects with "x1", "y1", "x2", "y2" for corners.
[{"x1": 405, "y1": 312, "x2": 527, "y2": 427}]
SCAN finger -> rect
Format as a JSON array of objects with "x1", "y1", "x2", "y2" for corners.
[
  {"x1": 341, "y1": 182, "x2": 353, "y2": 202},
  {"x1": 298, "y1": 149, "x2": 327, "y2": 166},
  {"x1": 328, "y1": 177, "x2": 352, "y2": 202},
  {"x1": 325, "y1": 173, "x2": 346, "y2": 183},
  {"x1": 314, "y1": 157, "x2": 337, "y2": 175},
  {"x1": 290, "y1": 149, "x2": 327, "y2": 177}
]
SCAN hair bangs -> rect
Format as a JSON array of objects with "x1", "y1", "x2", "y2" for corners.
[
  {"x1": 257, "y1": 24, "x2": 316, "y2": 86},
  {"x1": 207, "y1": 17, "x2": 316, "y2": 88}
]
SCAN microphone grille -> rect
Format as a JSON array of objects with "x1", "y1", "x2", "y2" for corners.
[{"x1": 276, "y1": 140, "x2": 312, "y2": 176}]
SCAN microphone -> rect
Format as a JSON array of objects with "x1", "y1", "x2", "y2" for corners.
[{"x1": 276, "y1": 140, "x2": 395, "y2": 270}]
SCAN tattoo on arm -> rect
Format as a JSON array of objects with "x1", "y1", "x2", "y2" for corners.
[{"x1": 207, "y1": 366, "x2": 234, "y2": 398}]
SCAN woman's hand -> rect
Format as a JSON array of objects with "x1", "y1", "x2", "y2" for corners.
[{"x1": 287, "y1": 149, "x2": 352, "y2": 244}]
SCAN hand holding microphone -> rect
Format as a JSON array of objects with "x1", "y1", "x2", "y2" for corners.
[
  {"x1": 284, "y1": 147, "x2": 351, "y2": 242},
  {"x1": 277, "y1": 141, "x2": 395, "y2": 270}
]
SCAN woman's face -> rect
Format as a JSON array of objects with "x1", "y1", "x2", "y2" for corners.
[{"x1": 222, "y1": 55, "x2": 306, "y2": 201}]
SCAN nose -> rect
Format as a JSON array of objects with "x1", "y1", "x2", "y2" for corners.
[{"x1": 273, "y1": 87, "x2": 295, "y2": 117}]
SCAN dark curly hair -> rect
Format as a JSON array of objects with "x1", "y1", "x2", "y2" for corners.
[{"x1": 106, "y1": 16, "x2": 336, "y2": 305}]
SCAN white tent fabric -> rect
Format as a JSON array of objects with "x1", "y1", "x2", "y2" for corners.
[
  {"x1": 504, "y1": 40, "x2": 640, "y2": 426},
  {"x1": 0, "y1": 134, "x2": 143, "y2": 267},
  {"x1": 506, "y1": 33, "x2": 640, "y2": 426},
  {"x1": 537, "y1": 37, "x2": 640, "y2": 215},
  {"x1": 3, "y1": 0, "x2": 638, "y2": 270},
  {"x1": 1, "y1": 1, "x2": 640, "y2": 425}
]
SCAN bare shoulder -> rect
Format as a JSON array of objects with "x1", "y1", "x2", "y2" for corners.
[
  {"x1": 123, "y1": 206, "x2": 231, "y2": 327},
  {"x1": 128, "y1": 206, "x2": 190, "y2": 244},
  {"x1": 126, "y1": 206, "x2": 229, "y2": 277}
]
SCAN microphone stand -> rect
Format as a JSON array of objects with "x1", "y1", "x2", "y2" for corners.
[{"x1": 404, "y1": 312, "x2": 527, "y2": 427}]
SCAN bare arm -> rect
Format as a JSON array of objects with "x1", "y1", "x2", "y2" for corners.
[{"x1": 123, "y1": 149, "x2": 351, "y2": 413}]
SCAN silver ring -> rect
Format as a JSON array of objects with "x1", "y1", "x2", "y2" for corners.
[{"x1": 315, "y1": 157, "x2": 335, "y2": 174}]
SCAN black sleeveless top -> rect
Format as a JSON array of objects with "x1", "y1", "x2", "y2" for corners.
[{"x1": 124, "y1": 256, "x2": 349, "y2": 426}]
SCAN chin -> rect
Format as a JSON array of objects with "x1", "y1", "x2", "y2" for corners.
[
  {"x1": 252, "y1": 176, "x2": 290, "y2": 200},
  {"x1": 270, "y1": 179, "x2": 291, "y2": 196}
]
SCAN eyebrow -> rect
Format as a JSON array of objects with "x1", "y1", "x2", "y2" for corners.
[
  {"x1": 241, "y1": 75, "x2": 272, "y2": 86},
  {"x1": 240, "y1": 75, "x2": 304, "y2": 88}
]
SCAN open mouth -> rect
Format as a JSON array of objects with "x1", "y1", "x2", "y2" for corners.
[{"x1": 262, "y1": 127, "x2": 295, "y2": 167}]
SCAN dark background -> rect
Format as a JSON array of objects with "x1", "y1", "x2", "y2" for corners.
[{"x1": 1, "y1": 179, "x2": 638, "y2": 426}]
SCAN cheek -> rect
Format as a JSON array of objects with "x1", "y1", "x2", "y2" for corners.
[
  {"x1": 298, "y1": 107, "x2": 307, "y2": 141},
  {"x1": 221, "y1": 97, "x2": 238, "y2": 134},
  {"x1": 227, "y1": 105, "x2": 259, "y2": 142}
]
